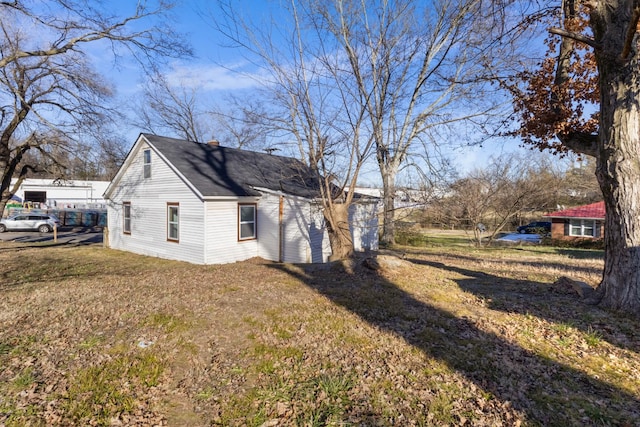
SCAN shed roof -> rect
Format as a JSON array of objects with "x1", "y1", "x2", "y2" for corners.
[
  {"x1": 545, "y1": 201, "x2": 605, "y2": 219},
  {"x1": 144, "y1": 134, "x2": 323, "y2": 199}
]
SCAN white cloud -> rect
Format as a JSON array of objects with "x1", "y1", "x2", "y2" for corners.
[{"x1": 165, "y1": 62, "x2": 267, "y2": 92}]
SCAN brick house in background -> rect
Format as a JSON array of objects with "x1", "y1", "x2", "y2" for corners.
[{"x1": 545, "y1": 201, "x2": 605, "y2": 240}]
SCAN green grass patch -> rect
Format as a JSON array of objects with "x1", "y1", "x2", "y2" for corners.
[
  {"x1": 293, "y1": 371, "x2": 355, "y2": 426},
  {"x1": 143, "y1": 312, "x2": 188, "y2": 333},
  {"x1": 0, "y1": 341, "x2": 13, "y2": 355},
  {"x1": 215, "y1": 390, "x2": 269, "y2": 427},
  {"x1": 242, "y1": 315, "x2": 261, "y2": 327},
  {"x1": 78, "y1": 335, "x2": 104, "y2": 350},
  {"x1": 63, "y1": 351, "x2": 164, "y2": 426},
  {"x1": 428, "y1": 389, "x2": 456, "y2": 424},
  {"x1": 194, "y1": 386, "x2": 215, "y2": 401},
  {"x1": 251, "y1": 343, "x2": 304, "y2": 363},
  {"x1": 0, "y1": 403, "x2": 42, "y2": 427},
  {"x1": 551, "y1": 321, "x2": 574, "y2": 333},
  {"x1": 584, "y1": 327, "x2": 603, "y2": 347},
  {"x1": 12, "y1": 367, "x2": 36, "y2": 390},
  {"x1": 396, "y1": 230, "x2": 472, "y2": 247}
]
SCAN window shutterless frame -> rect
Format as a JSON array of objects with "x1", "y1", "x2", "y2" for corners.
[
  {"x1": 238, "y1": 203, "x2": 257, "y2": 241},
  {"x1": 569, "y1": 219, "x2": 596, "y2": 237},
  {"x1": 143, "y1": 149, "x2": 151, "y2": 178},
  {"x1": 167, "y1": 203, "x2": 179, "y2": 242},
  {"x1": 123, "y1": 202, "x2": 131, "y2": 234}
]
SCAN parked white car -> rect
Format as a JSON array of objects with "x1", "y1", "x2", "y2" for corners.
[{"x1": 0, "y1": 214, "x2": 61, "y2": 233}]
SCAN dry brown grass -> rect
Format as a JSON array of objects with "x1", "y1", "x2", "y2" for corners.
[{"x1": 0, "y1": 240, "x2": 638, "y2": 426}]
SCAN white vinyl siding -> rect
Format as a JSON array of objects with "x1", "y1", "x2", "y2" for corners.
[
  {"x1": 570, "y1": 219, "x2": 596, "y2": 237},
  {"x1": 255, "y1": 192, "x2": 330, "y2": 263},
  {"x1": 204, "y1": 199, "x2": 260, "y2": 264},
  {"x1": 282, "y1": 197, "x2": 315, "y2": 263},
  {"x1": 256, "y1": 193, "x2": 281, "y2": 261},
  {"x1": 106, "y1": 141, "x2": 205, "y2": 264},
  {"x1": 349, "y1": 202, "x2": 379, "y2": 252}
]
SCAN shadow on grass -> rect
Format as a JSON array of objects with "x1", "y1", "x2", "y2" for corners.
[
  {"x1": 413, "y1": 258, "x2": 638, "y2": 353},
  {"x1": 554, "y1": 248, "x2": 605, "y2": 260},
  {"x1": 0, "y1": 242, "x2": 69, "y2": 252},
  {"x1": 268, "y1": 259, "x2": 639, "y2": 425},
  {"x1": 418, "y1": 249, "x2": 603, "y2": 278},
  {"x1": 0, "y1": 229, "x2": 103, "y2": 251},
  {"x1": 509, "y1": 245, "x2": 605, "y2": 261}
]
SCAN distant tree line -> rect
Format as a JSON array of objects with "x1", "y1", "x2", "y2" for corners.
[{"x1": 413, "y1": 153, "x2": 600, "y2": 244}]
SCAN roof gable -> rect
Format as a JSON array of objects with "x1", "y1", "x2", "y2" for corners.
[
  {"x1": 546, "y1": 201, "x2": 605, "y2": 219},
  {"x1": 143, "y1": 134, "x2": 322, "y2": 199}
]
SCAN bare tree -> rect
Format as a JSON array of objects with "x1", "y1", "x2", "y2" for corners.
[
  {"x1": 209, "y1": 97, "x2": 269, "y2": 150},
  {"x1": 310, "y1": 0, "x2": 507, "y2": 246},
  {"x1": 489, "y1": 155, "x2": 564, "y2": 237},
  {"x1": 213, "y1": 0, "x2": 376, "y2": 260},
  {"x1": 0, "y1": 1, "x2": 190, "y2": 213},
  {"x1": 135, "y1": 72, "x2": 274, "y2": 150},
  {"x1": 444, "y1": 172, "x2": 496, "y2": 245},
  {"x1": 560, "y1": 156, "x2": 601, "y2": 206},
  {"x1": 136, "y1": 71, "x2": 210, "y2": 142},
  {"x1": 440, "y1": 153, "x2": 564, "y2": 245}
]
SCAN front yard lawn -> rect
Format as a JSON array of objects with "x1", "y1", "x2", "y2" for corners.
[{"x1": 0, "y1": 241, "x2": 637, "y2": 426}]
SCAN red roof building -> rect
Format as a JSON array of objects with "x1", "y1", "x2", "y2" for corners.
[{"x1": 545, "y1": 201, "x2": 605, "y2": 239}]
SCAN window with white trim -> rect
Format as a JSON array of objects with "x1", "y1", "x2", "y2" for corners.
[
  {"x1": 167, "y1": 203, "x2": 179, "y2": 241},
  {"x1": 143, "y1": 149, "x2": 151, "y2": 178},
  {"x1": 570, "y1": 219, "x2": 596, "y2": 237},
  {"x1": 123, "y1": 202, "x2": 131, "y2": 234},
  {"x1": 239, "y1": 204, "x2": 256, "y2": 240}
]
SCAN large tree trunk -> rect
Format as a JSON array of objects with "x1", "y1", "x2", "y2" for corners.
[
  {"x1": 0, "y1": 136, "x2": 13, "y2": 218},
  {"x1": 324, "y1": 202, "x2": 354, "y2": 261},
  {"x1": 592, "y1": 10, "x2": 640, "y2": 315},
  {"x1": 380, "y1": 165, "x2": 397, "y2": 246}
]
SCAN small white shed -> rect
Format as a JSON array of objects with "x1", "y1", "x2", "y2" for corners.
[{"x1": 103, "y1": 134, "x2": 378, "y2": 265}]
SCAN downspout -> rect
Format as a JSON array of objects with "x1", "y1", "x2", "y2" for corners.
[{"x1": 279, "y1": 195, "x2": 284, "y2": 262}]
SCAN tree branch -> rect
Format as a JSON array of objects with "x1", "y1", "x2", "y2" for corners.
[
  {"x1": 620, "y1": 5, "x2": 640, "y2": 60},
  {"x1": 549, "y1": 27, "x2": 602, "y2": 50},
  {"x1": 558, "y1": 131, "x2": 599, "y2": 157}
]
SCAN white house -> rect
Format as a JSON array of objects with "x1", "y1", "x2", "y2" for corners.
[{"x1": 103, "y1": 134, "x2": 378, "y2": 265}]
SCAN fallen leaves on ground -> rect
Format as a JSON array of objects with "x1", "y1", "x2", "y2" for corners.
[{"x1": 0, "y1": 242, "x2": 638, "y2": 426}]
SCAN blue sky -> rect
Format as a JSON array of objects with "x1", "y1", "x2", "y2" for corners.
[{"x1": 102, "y1": 0, "x2": 550, "y2": 183}]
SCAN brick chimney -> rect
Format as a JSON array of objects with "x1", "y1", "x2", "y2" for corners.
[{"x1": 208, "y1": 139, "x2": 219, "y2": 146}]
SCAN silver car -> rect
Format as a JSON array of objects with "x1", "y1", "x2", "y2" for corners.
[{"x1": 0, "y1": 214, "x2": 61, "y2": 233}]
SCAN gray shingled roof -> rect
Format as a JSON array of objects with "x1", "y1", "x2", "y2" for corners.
[{"x1": 144, "y1": 134, "x2": 323, "y2": 199}]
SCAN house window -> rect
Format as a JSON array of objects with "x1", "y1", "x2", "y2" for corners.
[
  {"x1": 570, "y1": 219, "x2": 596, "y2": 237},
  {"x1": 123, "y1": 202, "x2": 131, "y2": 234},
  {"x1": 143, "y1": 149, "x2": 151, "y2": 178},
  {"x1": 167, "y1": 203, "x2": 179, "y2": 242},
  {"x1": 239, "y1": 204, "x2": 256, "y2": 240}
]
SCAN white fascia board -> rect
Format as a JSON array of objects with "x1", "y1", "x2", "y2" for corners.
[
  {"x1": 202, "y1": 196, "x2": 260, "y2": 201},
  {"x1": 251, "y1": 186, "x2": 312, "y2": 203}
]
